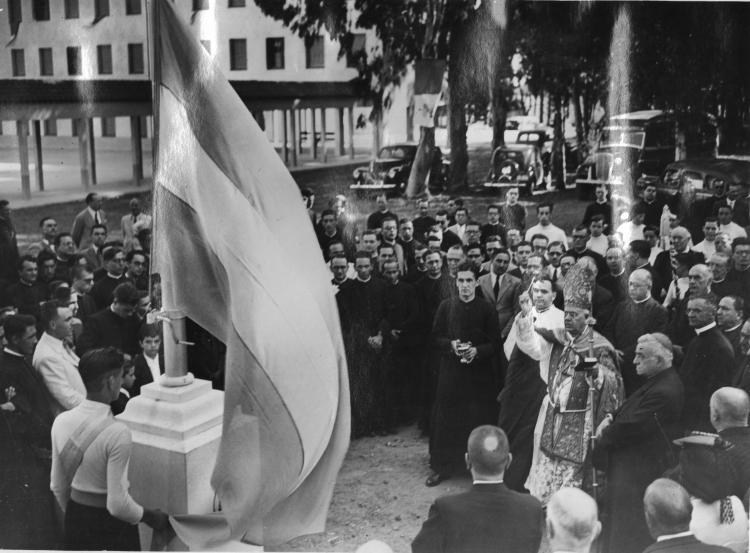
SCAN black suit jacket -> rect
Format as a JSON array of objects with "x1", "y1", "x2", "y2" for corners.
[
  {"x1": 131, "y1": 353, "x2": 164, "y2": 397},
  {"x1": 77, "y1": 307, "x2": 141, "y2": 357},
  {"x1": 678, "y1": 326, "x2": 735, "y2": 432},
  {"x1": 643, "y1": 534, "x2": 733, "y2": 553},
  {"x1": 713, "y1": 197, "x2": 750, "y2": 227},
  {"x1": 718, "y1": 426, "x2": 750, "y2": 502},
  {"x1": 411, "y1": 483, "x2": 543, "y2": 553}
]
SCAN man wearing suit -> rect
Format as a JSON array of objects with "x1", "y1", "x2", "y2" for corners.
[
  {"x1": 477, "y1": 249, "x2": 520, "y2": 340},
  {"x1": 603, "y1": 270, "x2": 669, "y2": 395},
  {"x1": 629, "y1": 240, "x2": 664, "y2": 300},
  {"x1": 717, "y1": 296, "x2": 744, "y2": 360},
  {"x1": 89, "y1": 246, "x2": 128, "y2": 311},
  {"x1": 131, "y1": 324, "x2": 163, "y2": 397},
  {"x1": 709, "y1": 388, "x2": 750, "y2": 503},
  {"x1": 679, "y1": 295, "x2": 735, "y2": 432},
  {"x1": 120, "y1": 198, "x2": 151, "y2": 253},
  {"x1": 80, "y1": 224, "x2": 108, "y2": 271},
  {"x1": 547, "y1": 488, "x2": 601, "y2": 553},
  {"x1": 600, "y1": 246, "x2": 629, "y2": 303},
  {"x1": 642, "y1": 478, "x2": 733, "y2": 553},
  {"x1": 0, "y1": 199, "x2": 19, "y2": 282},
  {"x1": 713, "y1": 183, "x2": 750, "y2": 228},
  {"x1": 593, "y1": 334, "x2": 684, "y2": 553},
  {"x1": 77, "y1": 282, "x2": 142, "y2": 357},
  {"x1": 28, "y1": 216, "x2": 58, "y2": 256},
  {"x1": 33, "y1": 301, "x2": 84, "y2": 414},
  {"x1": 71, "y1": 192, "x2": 107, "y2": 249},
  {"x1": 412, "y1": 425, "x2": 543, "y2": 553}
]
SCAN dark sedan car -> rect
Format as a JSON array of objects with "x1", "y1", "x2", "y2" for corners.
[
  {"x1": 483, "y1": 144, "x2": 546, "y2": 195},
  {"x1": 350, "y1": 143, "x2": 448, "y2": 196}
]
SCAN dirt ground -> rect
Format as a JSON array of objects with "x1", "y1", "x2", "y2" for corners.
[{"x1": 267, "y1": 424, "x2": 473, "y2": 553}]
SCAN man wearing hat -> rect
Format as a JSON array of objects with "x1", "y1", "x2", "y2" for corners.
[
  {"x1": 50, "y1": 347, "x2": 170, "y2": 550},
  {"x1": 515, "y1": 262, "x2": 623, "y2": 503}
]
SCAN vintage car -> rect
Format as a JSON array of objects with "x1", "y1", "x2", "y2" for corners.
[
  {"x1": 483, "y1": 143, "x2": 546, "y2": 195},
  {"x1": 574, "y1": 110, "x2": 716, "y2": 199},
  {"x1": 641, "y1": 157, "x2": 750, "y2": 199},
  {"x1": 516, "y1": 130, "x2": 579, "y2": 186},
  {"x1": 350, "y1": 143, "x2": 449, "y2": 196}
]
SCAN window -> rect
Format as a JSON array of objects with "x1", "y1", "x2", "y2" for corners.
[
  {"x1": 266, "y1": 38, "x2": 284, "y2": 70},
  {"x1": 200, "y1": 40, "x2": 211, "y2": 53},
  {"x1": 229, "y1": 39, "x2": 247, "y2": 71},
  {"x1": 32, "y1": 0, "x2": 49, "y2": 21},
  {"x1": 127, "y1": 43, "x2": 144, "y2": 74},
  {"x1": 347, "y1": 33, "x2": 366, "y2": 67},
  {"x1": 94, "y1": 0, "x2": 109, "y2": 20},
  {"x1": 11, "y1": 49, "x2": 25, "y2": 77},
  {"x1": 39, "y1": 48, "x2": 53, "y2": 76},
  {"x1": 193, "y1": 0, "x2": 209, "y2": 10},
  {"x1": 305, "y1": 36, "x2": 325, "y2": 69},
  {"x1": 7, "y1": 0, "x2": 22, "y2": 36},
  {"x1": 125, "y1": 0, "x2": 141, "y2": 15},
  {"x1": 228, "y1": 0, "x2": 245, "y2": 6},
  {"x1": 44, "y1": 119, "x2": 57, "y2": 136},
  {"x1": 66, "y1": 46, "x2": 81, "y2": 76},
  {"x1": 97, "y1": 45, "x2": 112, "y2": 75},
  {"x1": 64, "y1": 0, "x2": 79, "y2": 18},
  {"x1": 101, "y1": 117, "x2": 116, "y2": 137}
]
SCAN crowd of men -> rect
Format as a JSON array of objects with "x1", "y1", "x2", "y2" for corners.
[
  {"x1": 313, "y1": 182, "x2": 750, "y2": 553},
  {"x1": 0, "y1": 193, "x2": 170, "y2": 550}
]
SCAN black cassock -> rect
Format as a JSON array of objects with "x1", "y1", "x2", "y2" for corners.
[{"x1": 429, "y1": 296, "x2": 500, "y2": 475}]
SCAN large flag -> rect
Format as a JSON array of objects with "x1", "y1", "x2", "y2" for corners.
[
  {"x1": 151, "y1": 0, "x2": 350, "y2": 546},
  {"x1": 413, "y1": 59, "x2": 446, "y2": 128}
]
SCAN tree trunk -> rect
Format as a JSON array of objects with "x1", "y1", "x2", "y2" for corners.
[
  {"x1": 406, "y1": 126, "x2": 436, "y2": 198},
  {"x1": 572, "y1": 79, "x2": 586, "y2": 164},
  {"x1": 552, "y1": 93, "x2": 565, "y2": 189},
  {"x1": 447, "y1": 17, "x2": 469, "y2": 191}
]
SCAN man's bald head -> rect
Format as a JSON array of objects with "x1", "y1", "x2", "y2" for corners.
[
  {"x1": 643, "y1": 478, "x2": 692, "y2": 539},
  {"x1": 630, "y1": 268, "x2": 652, "y2": 286},
  {"x1": 465, "y1": 425, "x2": 510, "y2": 478},
  {"x1": 710, "y1": 387, "x2": 750, "y2": 431},
  {"x1": 547, "y1": 488, "x2": 601, "y2": 552}
]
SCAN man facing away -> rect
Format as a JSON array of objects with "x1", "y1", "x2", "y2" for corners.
[
  {"x1": 547, "y1": 487, "x2": 602, "y2": 553},
  {"x1": 642, "y1": 478, "x2": 732, "y2": 553},
  {"x1": 412, "y1": 425, "x2": 542, "y2": 553},
  {"x1": 50, "y1": 347, "x2": 170, "y2": 550}
]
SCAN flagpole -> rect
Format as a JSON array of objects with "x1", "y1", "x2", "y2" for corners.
[{"x1": 150, "y1": 0, "x2": 192, "y2": 386}]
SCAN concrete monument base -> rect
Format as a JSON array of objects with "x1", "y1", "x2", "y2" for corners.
[{"x1": 118, "y1": 376, "x2": 262, "y2": 551}]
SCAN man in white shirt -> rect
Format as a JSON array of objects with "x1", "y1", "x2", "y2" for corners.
[
  {"x1": 616, "y1": 203, "x2": 646, "y2": 244},
  {"x1": 33, "y1": 301, "x2": 85, "y2": 414},
  {"x1": 50, "y1": 347, "x2": 169, "y2": 550},
  {"x1": 133, "y1": 324, "x2": 163, "y2": 396},
  {"x1": 586, "y1": 215, "x2": 609, "y2": 257},
  {"x1": 446, "y1": 207, "x2": 469, "y2": 243},
  {"x1": 691, "y1": 217, "x2": 719, "y2": 260},
  {"x1": 718, "y1": 204, "x2": 747, "y2": 242},
  {"x1": 524, "y1": 202, "x2": 567, "y2": 246},
  {"x1": 644, "y1": 225, "x2": 664, "y2": 265}
]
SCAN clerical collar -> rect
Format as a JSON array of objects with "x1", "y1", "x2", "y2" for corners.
[
  {"x1": 357, "y1": 276, "x2": 371, "y2": 283},
  {"x1": 714, "y1": 278, "x2": 725, "y2": 284},
  {"x1": 634, "y1": 296, "x2": 650, "y2": 304},
  {"x1": 473, "y1": 479, "x2": 503, "y2": 484},
  {"x1": 636, "y1": 262, "x2": 649, "y2": 270},
  {"x1": 657, "y1": 531, "x2": 693, "y2": 542},
  {"x1": 536, "y1": 305, "x2": 552, "y2": 313},
  {"x1": 107, "y1": 272, "x2": 122, "y2": 280},
  {"x1": 725, "y1": 322, "x2": 743, "y2": 333},
  {"x1": 3, "y1": 347, "x2": 23, "y2": 358},
  {"x1": 613, "y1": 268, "x2": 626, "y2": 277},
  {"x1": 334, "y1": 277, "x2": 347, "y2": 285},
  {"x1": 695, "y1": 322, "x2": 717, "y2": 335},
  {"x1": 459, "y1": 295, "x2": 475, "y2": 303}
]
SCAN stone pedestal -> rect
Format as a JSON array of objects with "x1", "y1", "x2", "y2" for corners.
[{"x1": 118, "y1": 376, "x2": 225, "y2": 550}]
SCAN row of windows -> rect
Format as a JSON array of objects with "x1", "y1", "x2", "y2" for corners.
[
  {"x1": 8, "y1": 0, "x2": 141, "y2": 23},
  {"x1": 230, "y1": 34, "x2": 366, "y2": 71},
  {"x1": 10, "y1": 35, "x2": 365, "y2": 75},
  {"x1": 10, "y1": 44, "x2": 144, "y2": 77},
  {"x1": 8, "y1": 0, "x2": 251, "y2": 23}
]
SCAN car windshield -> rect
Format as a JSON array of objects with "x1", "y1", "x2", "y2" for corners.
[
  {"x1": 379, "y1": 146, "x2": 415, "y2": 160},
  {"x1": 517, "y1": 132, "x2": 544, "y2": 143},
  {"x1": 600, "y1": 129, "x2": 645, "y2": 149}
]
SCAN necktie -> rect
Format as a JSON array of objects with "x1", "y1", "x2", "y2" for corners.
[
  {"x1": 94, "y1": 211, "x2": 100, "y2": 225},
  {"x1": 493, "y1": 275, "x2": 500, "y2": 298}
]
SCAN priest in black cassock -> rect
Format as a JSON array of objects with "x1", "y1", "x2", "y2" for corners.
[
  {"x1": 347, "y1": 252, "x2": 388, "y2": 438},
  {"x1": 426, "y1": 261, "x2": 500, "y2": 487},
  {"x1": 603, "y1": 269, "x2": 669, "y2": 395}
]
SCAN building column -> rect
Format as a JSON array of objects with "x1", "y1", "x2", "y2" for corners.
[
  {"x1": 290, "y1": 107, "x2": 299, "y2": 167},
  {"x1": 310, "y1": 108, "x2": 318, "y2": 160},
  {"x1": 320, "y1": 108, "x2": 327, "y2": 163},
  {"x1": 337, "y1": 107, "x2": 345, "y2": 156},
  {"x1": 282, "y1": 109, "x2": 289, "y2": 164},
  {"x1": 32, "y1": 120, "x2": 44, "y2": 191},
  {"x1": 78, "y1": 118, "x2": 93, "y2": 189},
  {"x1": 88, "y1": 118, "x2": 97, "y2": 185},
  {"x1": 347, "y1": 106, "x2": 355, "y2": 159},
  {"x1": 130, "y1": 116, "x2": 143, "y2": 186},
  {"x1": 16, "y1": 120, "x2": 31, "y2": 200}
]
